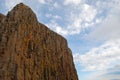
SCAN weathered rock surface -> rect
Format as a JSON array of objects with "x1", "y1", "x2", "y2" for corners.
[{"x1": 0, "y1": 3, "x2": 78, "y2": 80}]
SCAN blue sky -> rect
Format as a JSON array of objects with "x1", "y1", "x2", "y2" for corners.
[{"x1": 0, "y1": 0, "x2": 120, "y2": 80}]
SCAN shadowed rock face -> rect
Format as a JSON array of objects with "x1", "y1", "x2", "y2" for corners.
[{"x1": 0, "y1": 3, "x2": 78, "y2": 80}]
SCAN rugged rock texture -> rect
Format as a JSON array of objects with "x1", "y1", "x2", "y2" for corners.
[{"x1": 0, "y1": 3, "x2": 78, "y2": 80}]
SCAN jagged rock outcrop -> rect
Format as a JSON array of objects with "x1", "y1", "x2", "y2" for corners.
[{"x1": 0, "y1": 3, "x2": 78, "y2": 80}]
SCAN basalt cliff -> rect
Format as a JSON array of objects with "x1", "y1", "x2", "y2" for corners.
[{"x1": 0, "y1": 3, "x2": 78, "y2": 80}]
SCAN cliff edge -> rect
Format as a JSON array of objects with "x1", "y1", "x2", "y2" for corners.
[{"x1": 0, "y1": 3, "x2": 78, "y2": 80}]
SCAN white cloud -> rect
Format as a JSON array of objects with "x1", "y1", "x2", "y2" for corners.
[
  {"x1": 46, "y1": 3, "x2": 98, "y2": 36},
  {"x1": 5, "y1": 0, "x2": 23, "y2": 11},
  {"x1": 38, "y1": 0, "x2": 45, "y2": 4},
  {"x1": 86, "y1": 71, "x2": 120, "y2": 80},
  {"x1": 64, "y1": 0, "x2": 82, "y2": 5},
  {"x1": 46, "y1": 20, "x2": 69, "y2": 35},
  {"x1": 55, "y1": 26, "x2": 68, "y2": 35},
  {"x1": 45, "y1": 14, "x2": 62, "y2": 19},
  {"x1": 86, "y1": 66, "x2": 120, "y2": 80},
  {"x1": 46, "y1": 18, "x2": 82, "y2": 36},
  {"x1": 62, "y1": 0, "x2": 120, "y2": 36},
  {"x1": 46, "y1": 1, "x2": 119, "y2": 36},
  {"x1": 86, "y1": 13, "x2": 120, "y2": 41},
  {"x1": 85, "y1": 0, "x2": 120, "y2": 41},
  {"x1": 74, "y1": 39, "x2": 120, "y2": 71},
  {"x1": 81, "y1": 4, "x2": 97, "y2": 22},
  {"x1": 62, "y1": 4, "x2": 97, "y2": 35}
]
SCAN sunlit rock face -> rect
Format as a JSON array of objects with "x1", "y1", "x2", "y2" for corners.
[{"x1": 0, "y1": 3, "x2": 78, "y2": 80}]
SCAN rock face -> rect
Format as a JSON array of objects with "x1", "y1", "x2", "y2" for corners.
[{"x1": 0, "y1": 3, "x2": 78, "y2": 80}]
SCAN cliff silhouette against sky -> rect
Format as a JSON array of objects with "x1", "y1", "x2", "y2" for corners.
[{"x1": 0, "y1": 3, "x2": 78, "y2": 80}]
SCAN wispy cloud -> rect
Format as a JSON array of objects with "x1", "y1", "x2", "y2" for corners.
[
  {"x1": 86, "y1": 69, "x2": 120, "y2": 80},
  {"x1": 86, "y1": 1, "x2": 120, "y2": 41},
  {"x1": 46, "y1": 0, "x2": 119, "y2": 36},
  {"x1": 64, "y1": 0, "x2": 82, "y2": 5},
  {"x1": 45, "y1": 13, "x2": 62, "y2": 20},
  {"x1": 46, "y1": 20, "x2": 69, "y2": 35},
  {"x1": 46, "y1": 2, "x2": 98, "y2": 36},
  {"x1": 73, "y1": 0, "x2": 120, "y2": 73},
  {"x1": 74, "y1": 39, "x2": 120, "y2": 71},
  {"x1": 38, "y1": 0, "x2": 46, "y2": 4}
]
